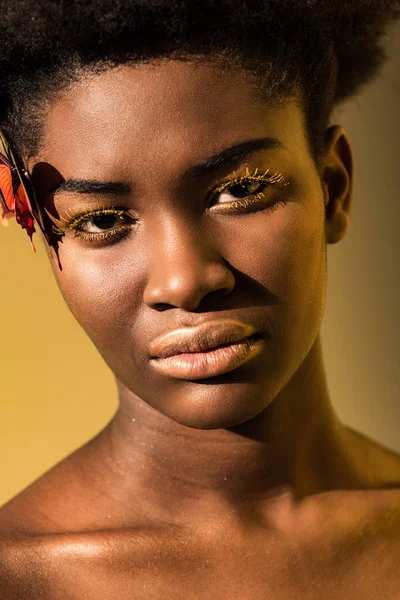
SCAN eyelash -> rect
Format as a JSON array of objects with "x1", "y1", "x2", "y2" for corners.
[
  {"x1": 50, "y1": 207, "x2": 136, "y2": 245},
  {"x1": 50, "y1": 167, "x2": 290, "y2": 245},
  {"x1": 210, "y1": 166, "x2": 289, "y2": 215}
]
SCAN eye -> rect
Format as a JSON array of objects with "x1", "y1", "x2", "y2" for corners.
[
  {"x1": 79, "y1": 211, "x2": 129, "y2": 234},
  {"x1": 49, "y1": 206, "x2": 139, "y2": 245},
  {"x1": 208, "y1": 167, "x2": 289, "y2": 214},
  {"x1": 216, "y1": 179, "x2": 269, "y2": 204}
]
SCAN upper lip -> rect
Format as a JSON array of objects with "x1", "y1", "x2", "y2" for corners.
[{"x1": 149, "y1": 319, "x2": 259, "y2": 359}]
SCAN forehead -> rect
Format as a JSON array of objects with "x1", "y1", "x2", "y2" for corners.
[{"x1": 35, "y1": 60, "x2": 308, "y2": 177}]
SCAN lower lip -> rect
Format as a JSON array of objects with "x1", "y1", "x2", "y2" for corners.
[{"x1": 150, "y1": 334, "x2": 265, "y2": 380}]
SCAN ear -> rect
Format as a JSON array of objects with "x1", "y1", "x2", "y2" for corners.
[{"x1": 320, "y1": 125, "x2": 353, "y2": 244}]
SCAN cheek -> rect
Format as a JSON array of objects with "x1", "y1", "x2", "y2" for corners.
[
  {"x1": 228, "y1": 201, "x2": 327, "y2": 341},
  {"x1": 51, "y1": 248, "x2": 143, "y2": 348},
  {"x1": 226, "y1": 201, "x2": 326, "y2": 292}
]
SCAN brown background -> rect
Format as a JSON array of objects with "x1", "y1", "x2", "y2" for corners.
[{"x1": 1, "y1": 23, "x2": 399, "y2": 506}]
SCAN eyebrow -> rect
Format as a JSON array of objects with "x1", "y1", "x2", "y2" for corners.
[
  {"x1": 187, "y1": 136, "x2": 283, "y2": 177},
  {"x1": 51, "y1": 136, "x2": 283, "y2": 197},
  {"x1": 52, "y1": 180, "x2": 131, "y2": 196}
]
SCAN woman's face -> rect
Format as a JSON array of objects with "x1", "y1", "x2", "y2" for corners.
[{"x1": 30, "y1": 60, "x2": 346, "y2": 429}]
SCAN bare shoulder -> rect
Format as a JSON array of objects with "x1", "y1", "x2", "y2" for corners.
[
  {"x1": 0, "y1": 524, "x2": 193, "y2": 600},
  {"x1": 303, "y1": 425, "x2": 400, "y2": 544},
  {"x1": 0, "y1": 475, "x2": 163, "y2": 600},
  {"x1": 0, "y1": 429, "x2": 115, "y2": 537},
  {"x1": 0, "y1": 435, "x2": 167, "y2": 599},
  {"x1": 293, "y1": 487, "x2": 400, "y2": 598},
  {"x1": 0, "y1": 532, "x2": 49, "y2": 599},
  {"x1": 346, "y1": 426, "x2": 400, "y2": 486},
  {"x1": 300, "y1": 486, "x2": 400, "y2": 566},
  {"x1": 0, "y1": 445, "x2": 95, "y2": 599},
  {"x1": 318, "y1": 427, "x2": 400, "y2": 548}
]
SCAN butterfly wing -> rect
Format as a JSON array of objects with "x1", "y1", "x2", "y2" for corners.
[
  {"x1": 0, "y1": 155, "x2": 17, "y2": 217},
  {"x1": 0, "y1": 137, "x2": 36, "y2": 252}
]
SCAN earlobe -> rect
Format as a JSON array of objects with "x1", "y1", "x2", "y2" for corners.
[{"x1": 322, "y1": 125, "x2": 353, "y2": 245}]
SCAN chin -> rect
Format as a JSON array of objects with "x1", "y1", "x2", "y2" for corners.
[{"x1": 154, "y1": 375, "x2": 277, "y2": 431}]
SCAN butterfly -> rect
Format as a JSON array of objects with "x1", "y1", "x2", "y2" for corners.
[{"x1": 0, "y1": 131, "x2": 45, "y2": 253}]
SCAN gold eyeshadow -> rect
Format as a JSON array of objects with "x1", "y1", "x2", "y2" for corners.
[
  {"x1": 47, "y1": 165, "x2": 290, "y2": 245},
  {"x1": 48, "y1": 206, "x2": 134, "y2": 236},
  {"x1": 211, "y1": 166, "x2": 287, "y2": 194}
]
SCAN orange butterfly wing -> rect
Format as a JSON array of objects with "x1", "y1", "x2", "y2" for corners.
[
  {"x1": 0, "y1": 153, "x2": 36, "y2": 252},
  {"x1": 0, "y1": 160, "x2": 17, "y2": 216}
]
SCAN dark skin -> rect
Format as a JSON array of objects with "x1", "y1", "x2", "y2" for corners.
[{"x1": 1, "y1": 60, "x2": 400, "y2": 599}]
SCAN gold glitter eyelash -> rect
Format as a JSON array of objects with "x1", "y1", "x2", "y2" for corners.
[
  {"x1": 212, "y1": 167, "x2": 288, "y2": 194},
  {"x1": 47, "y1": 206, "x2": 132, "y2": 236},
  {"x1": 46, "y1": 167, "x2": 289, "y2": 237}
]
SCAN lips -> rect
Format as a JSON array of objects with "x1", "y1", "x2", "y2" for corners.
[
  {"x1": 148, "y1": 320, "x2": 265, "y2": 380},
  {"x1": 149, "y1": 320, "x2": 259, "y2": 359}
]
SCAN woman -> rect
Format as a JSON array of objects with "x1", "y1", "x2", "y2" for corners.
[{"x1": 0, "y1": 0, "x2": 399, "y2": 597}]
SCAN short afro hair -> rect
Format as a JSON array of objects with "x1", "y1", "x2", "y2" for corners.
[{"x1": 0, "y1": 0, "x2": 399, "y2": 158}]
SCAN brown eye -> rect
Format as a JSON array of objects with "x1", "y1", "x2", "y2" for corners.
[
  {"x1": 216, "y1": 180, "x2": 268, "y2": 203},
  {"x1": 51, "y1": 206, "x2": 139, "y2": 246},
  {"x1": 79, "y1": 213, "x2": 130, "y2": 234}
]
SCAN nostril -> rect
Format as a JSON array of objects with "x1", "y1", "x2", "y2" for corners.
[
  {"x1": 152, "y1": 303, "x2": 174, "y2": 312},
  {"x1": 204, "y1": 286, "x2": 233, "y2": 301}
]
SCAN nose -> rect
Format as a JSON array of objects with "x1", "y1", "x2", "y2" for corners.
[{"x1": 143, "y1": 216, "x2": 235, "y2": 311}]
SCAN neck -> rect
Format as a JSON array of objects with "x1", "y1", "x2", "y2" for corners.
[{"x1": 98, "y1": 335, "x2": 363, "y2": 533}]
